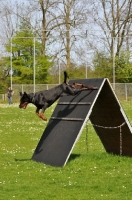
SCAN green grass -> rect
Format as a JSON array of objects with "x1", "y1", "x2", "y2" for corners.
[{"x1": 0, "y1": 102, "x2": 132, "y2": 200}]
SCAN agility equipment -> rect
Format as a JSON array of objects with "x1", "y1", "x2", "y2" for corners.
[{"x1": 32, "y1": 78, "x2": 132, "y2": 167}]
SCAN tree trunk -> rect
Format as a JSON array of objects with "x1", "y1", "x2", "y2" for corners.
[
  {"x1": 65, "y1": 3, "x2": 71, "y2": 70},
  {"x1": 39, "y1": 0, "x2": 47, "y2": 57}
]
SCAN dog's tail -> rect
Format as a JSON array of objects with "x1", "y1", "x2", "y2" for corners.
[{"x1": 64, "y1": 71, "x2": 69, "y2": 84}]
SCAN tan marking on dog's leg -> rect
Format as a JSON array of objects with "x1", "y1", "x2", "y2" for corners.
[
  {"x1": 36, "y1": 108, "x2": 40, "y2": 116},
  {"x1": 39, "y1": 113, "x2": 47, "y2": 121}
]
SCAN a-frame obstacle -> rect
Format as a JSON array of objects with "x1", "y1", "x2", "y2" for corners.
[{"x1": 32, "y1": 78, "x2": 132, "y2": 167}]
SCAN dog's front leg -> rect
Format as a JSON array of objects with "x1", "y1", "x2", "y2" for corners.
[
  {"x1": 72, "y1": 83, "x2": 98, "y2": 90},
  {"x1": 36, "y1": 108, "x2": 40, "y2": 117}
]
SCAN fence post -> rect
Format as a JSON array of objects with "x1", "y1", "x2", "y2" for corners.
[
  {"x1": 2, "y1": 94, "x2": 4, "y2": 101},
  {"x1": 125, "y1": 83, "x2": 127, "y2": 101},
  {"x1": 22, "y1": 84, "x2": 24, "y2": 93}
]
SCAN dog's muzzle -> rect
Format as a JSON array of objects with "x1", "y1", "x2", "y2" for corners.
[{"x1": 19, "y1": 102, "x2": 28, "y2": 109}]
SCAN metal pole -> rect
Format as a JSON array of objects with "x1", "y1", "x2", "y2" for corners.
[
  {"x1": 33, "y1": 37, "x2": 35, "y2": 93},
  {"x1": 125, "y1": 83, "x2": 127, "y2": 101},
  {"x1": 22, "y1": 84, "x2": 23, "y2": 93},
  {"x1": 86, "y1": 61, "x2": 87, "y2": 79},
  {"x1": 112, "y1": 37, "x2": 115, "y2": 90},
  {"x1": 59, "y1": 42, "x2": 61, "y2": 84},
  {"x1": 10, "y1": 37, "x2": 12, "y2": 89}
]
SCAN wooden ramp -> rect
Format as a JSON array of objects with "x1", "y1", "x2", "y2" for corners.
[{"x1": 32, "y1": 78, "x2": 132, "y2": 167}]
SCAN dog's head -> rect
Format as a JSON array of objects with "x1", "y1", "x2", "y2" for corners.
[{"x1": 19, "y1": 92, "x2": 29, "y2": 109}]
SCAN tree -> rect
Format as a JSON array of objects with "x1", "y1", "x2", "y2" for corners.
[
  {"x1": 0, "y1": 0, "x2": 94, "y2": 74},
  {"x1": 5, "y1": 22, "x2": 52, "y2": 84},
  {"x1": 24, "y1": 0, "x2": 91, "y2": 70},
  {"x1": 92, "y1": 50, "x2": 132, "y2": 83},
  {"x1": 0, "y1": 57, "x2": 10, "y2": 93},
  {"x1": 115, "y1": 52, "x2": 132, "y2": 83},
  {"x1": 55, "y1": 0, "x2": 91, "y2": 70},
  {"x1": 92, "y1": 52, "x2": 113, "y2": 81},
  {"x1": 1, "y1": 0, "x2": 132, "y2": 83},
  {"x1": 90, "y1": 0, "x2": 132, "y2": 57}
]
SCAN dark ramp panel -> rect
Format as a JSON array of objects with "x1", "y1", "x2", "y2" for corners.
[
  {"x1": 32, "y1": 78, "x2": 132, "y2": 167},
  {"x1": 32, "y1": 78, "x2": 104, "y2": 167},
  {"x1": 90, "y1": 79, "x2": 132, "y2": 156}
]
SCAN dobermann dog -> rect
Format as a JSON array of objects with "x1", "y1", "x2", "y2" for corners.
[{"x1": 19, "y1": 71, "x2": 97, "y2": 121}]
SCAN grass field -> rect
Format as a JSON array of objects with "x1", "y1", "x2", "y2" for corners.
[{"x1": 0, "y1": 102, "x2": 132, "y2": 200}]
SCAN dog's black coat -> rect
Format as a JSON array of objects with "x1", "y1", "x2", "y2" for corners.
[{"x1": 19, "y1": 71, "x2": 97, "y2": 120}]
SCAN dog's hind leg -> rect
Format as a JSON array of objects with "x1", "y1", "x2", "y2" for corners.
[
  {"x1": 39, "y1": 113, "x2": 47, "y2": 121},
  {"x1": 35, "y1": 107, "x2": 47, "y2": 121},
  {"x1": 38, "y1": 103, "x2": 48, "y2": 121}
]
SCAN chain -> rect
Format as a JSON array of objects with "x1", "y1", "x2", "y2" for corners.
[
  {"x1": 120, "y1": 126, "x2": 122, "y2": 155},
  {"x1": 86, "y1": 121, "x2": 125, "y2": 155},
  {"x1": 92, "y1": 122, "x2": 125, "y2": 129}
]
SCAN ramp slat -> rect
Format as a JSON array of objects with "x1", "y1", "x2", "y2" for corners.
[
  {"x1": 58, "y1": 102, "x2": 91, "y2": 105},
  {"x1": 50, "y1": 117, "x2": 84, "y2": 121}
]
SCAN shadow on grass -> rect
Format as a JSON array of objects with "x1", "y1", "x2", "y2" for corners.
[
  {"x1": 15, "y1": 154, "x2": 81, "y2": 165},
  {"x1": 68, "y1": 154, "x2": 81, "y2": 163},
  {"x1": 15, "y1": 158, "x2": 31, "y2": 162}
]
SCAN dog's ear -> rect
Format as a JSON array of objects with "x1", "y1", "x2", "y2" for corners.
[
  {"x1": 23, "y1": 92, "x2": 28, "y2": 96},
  {"x1": 19, "y1": 92, "x2": 23, "y2": 96},
  {"x1": 20, "y1": 92, "x2": 27, "y2": 96}
]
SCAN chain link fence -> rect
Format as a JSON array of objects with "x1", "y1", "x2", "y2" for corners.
[
  {"x1": 111, "y1": 83, "x2": 132, "y2": 101},
  {"x1": 1, "y1": 83, "x2": 132, "y2": 103},
  {"x1": 0, "y1": 84, "x2": 58, "y2": 103}
]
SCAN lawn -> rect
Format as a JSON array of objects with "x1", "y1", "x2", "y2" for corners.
[{"x1": 0, "y1": 102, "x2": 132, "y2": 200}]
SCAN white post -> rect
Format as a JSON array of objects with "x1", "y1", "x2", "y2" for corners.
[
  {"x1": 10, "y1": 37, "x2": 12, "y2": 89},
  {"x1": 86, "y1": 61, "x2": 87, "y2": 79},
  {"x1": 33, "y1": 37, "x2": 36, "y2": 93},
  {"x1": 112, "y1": 37, "x2": 115, "y2": 90},
  {"x1": 125, "y1": 83, "x2": 127, "y2": 101},
  {"x1": 58, "y1": 43, "x2": 61, "y2": 84},
  {"x1": 22, "y1": 84, "x2": 24, "y2": 93}
]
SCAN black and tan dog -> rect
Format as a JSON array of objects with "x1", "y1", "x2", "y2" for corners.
[{"x1": 19, "y1": 71, "x2": 97, "y2": 121}]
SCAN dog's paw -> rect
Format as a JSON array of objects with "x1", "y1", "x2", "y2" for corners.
[
  {"x1": 87, "y1": 86, "x2": 98, "y2": 90},
  {"x1": 92, "y1": 87, "x2": 98, "y2": 90},
  {"x1": 39, "y1": 113, "x2": 47, "y2": 121},
  {"x1": 42, "y1": 118, "x2": 47, "y2": 121}
]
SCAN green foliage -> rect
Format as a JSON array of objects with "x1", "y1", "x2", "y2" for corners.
[
  {"x1": 0, "y1": 57, "x2": 10, "y2": 93},
  {"x1": 92, "y1": 52, "x2": 113, "y2": 81},
  {"x1": 0, "y1": 102, "x2": 132, "y2": 199},
  {"x1": 92, "y1": 51, "x2": 132, "y2": 83},
  {"x1": 5, "y1": 26, "x2": 52, "y2": 84},
  {"x1": 115, "y1": 52, "x2": 132, "y2": 83},
  {"x1": 66, "y1": 64, "x2": 92, "y2": 80},
  {"x1": 35, "y1": 55, "x2": 52, "y2": 84}
]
